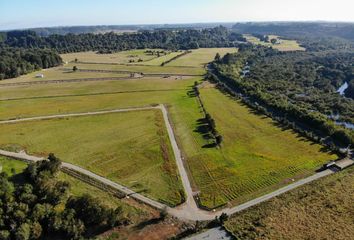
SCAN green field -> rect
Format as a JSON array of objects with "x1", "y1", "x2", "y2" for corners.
[
  {"x1": 166, "y1": 48, "x2": 237, "y2": 67},
  {"x1": 0, "y1": 157, "x2": 27, "y2": 176},
  {"x1": 182, "y1": 84, "x2": 337, "y2": 208},
  {"x1": 0, "y1": 67, "x2": 129, "y2": 84},
  {"x1": 225, "y1": 168, "x2": 354, "y2": 240},
  {"x1": 0, "y1": 110, "x2": 184, "y2": 206},
  {"x1": 61, "y1": 49, "x2": 173, "y2": 64},
  {"x1": 244, "y1": 34, "x2": 305, "y2": 51}
]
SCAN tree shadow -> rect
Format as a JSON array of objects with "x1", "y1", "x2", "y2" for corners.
[
  {"x1": 194, "y1": 118, "x2": 213, "y2": 140},
  {"x1": 133, "y1": 217, "x2": 162, "y2": 230}
]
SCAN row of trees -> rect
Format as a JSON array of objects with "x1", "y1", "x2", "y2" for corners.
[
  {"x1": 0, "y1": 47, "x2": 62, "y2": 79},
  {"x1": 212, "y1": 46, "x2": 354, "y2": 148},
  {"x1": 0, "y1": 154, "x2": 127, "y2": 239},
  {"x1": 193, "y1": 82, "x2": 223, "y2": 147}
]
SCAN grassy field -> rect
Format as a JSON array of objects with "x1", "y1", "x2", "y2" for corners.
[
  {"x1": 244, "y1": 34, "x2": 305, "y2": 51},
  {"x1": 166, "y1": 48, "x2": 237, "y2": 67},
  {"x1": 179, "y1": 84, "x2": 337, "y2": 208},
  {"x1": 65, "y1": 62, "x2": 205, "y2": 75},
  {"x1": 0, "y1": 110, "x2": 184, "y2": 206},
  {"x1": 61, "y1": 49, "x2": 172, "y2": 64},
  {"x1": 0, "y1": 67, "x2": 129, "y2": 85},
  {"x1": 225, "y1": 168, "x2": 354, "y2": 240}
]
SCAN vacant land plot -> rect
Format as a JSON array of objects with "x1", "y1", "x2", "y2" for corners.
[
  {"x1": 244, "y1": 34, "x2": 305, "y2": 51},
  {"x1": 0, "y1": 67, "x2": 129, "y2": 85},
  {"x1": 166, "y1": 48, "x2": 237, "y2": 67},
  {"x1": 182, "y1": 85, "x2": 337, "y2": 208},
  {"x1": 61, "y1": 49, "x2": 173, "y2": 64},
  {"x1": 225, "y1": 168, "x2": 354, "y2": 240},
  {"x1": 65, "y1": 62, "x2": 205, "y2": 75},
  {"x1": 0, "y1": 110, "x2": 184, "y2": 206}
]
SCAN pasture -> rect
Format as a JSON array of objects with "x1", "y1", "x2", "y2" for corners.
[
  {"x1": 0, "y1": 110, "x2": 184, "y2": 206},
  {"x1": 61, "y1": 49, "x2": 175, "y2": 64},
  {"x1": 166, "y1": 48, "x2": 237, "y2": 67},
  {"x1": 244, "y1": 34, "x2": 305, "y2": 51}
]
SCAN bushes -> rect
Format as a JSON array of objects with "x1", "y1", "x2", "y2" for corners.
[{"x1": 0, "y1": 154, "x2": 127, "y2": 240}]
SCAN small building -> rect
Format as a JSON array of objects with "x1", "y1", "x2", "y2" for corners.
[
  {"x1": 324, "y1": 158, "x2": 354, "y2": 171},
  {"x1": 35, "y1": 73, "x2": 44, "y2": 78}
]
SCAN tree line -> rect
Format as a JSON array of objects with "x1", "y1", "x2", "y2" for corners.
[
  {"x1": 193, "y1": 81, "x2": 223, "y2": 147},
  {"x1": 0, "y1": 154, "x2": 128, "y2": 240},
  {"x1": 0, "y1": 47, "x2": 62, "y2": 79},
  {"x1": 1, "y1": 26, "x2": 246, "y2": 53}
]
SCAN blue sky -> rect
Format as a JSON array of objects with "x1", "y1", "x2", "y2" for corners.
[{"x1": 0, "y1": 0, "x2": 353, "y2": 30}]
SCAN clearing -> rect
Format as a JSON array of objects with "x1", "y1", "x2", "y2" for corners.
[{"x1": 244, "y1": 34, "x2": 305, "y2": 51}]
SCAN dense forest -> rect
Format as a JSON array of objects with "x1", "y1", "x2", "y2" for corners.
[
  {"x1": 232, "y1": 22, "x2": 354, "y2": 52},
  {"x1": 0, "y1": 154, "x2": 127, "y2": 240},
  {"x1": 1, "y1": 26, "x2": 245, "y2": 53},
  {"x1": 211, "y1": 45, "x2": 354, "y2": 148},
  {"x1": 0, "y1": 47, "x2": 62, "y2": 79}
]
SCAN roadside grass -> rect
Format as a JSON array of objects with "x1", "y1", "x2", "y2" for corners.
[
  {"x1": 244, "y1": 34, "x2": 305, "y2": 51},
  {"x1": 0, "y1": 110, "x2": 184, "y2": 206},
  {"x1": 166, "y1": 48, "x2": 237, "y2": 67},
  {"x1": 58, "y1": 172, "x2": 149, "y2": 223},
  {"x1": 174, "y1": 85, "x2": 337, "y2": 208},
  {"x1": 225, "y1": 167, "x2": 354, "y2": 240}
]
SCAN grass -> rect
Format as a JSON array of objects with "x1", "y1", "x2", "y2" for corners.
[
  {"x1": 0, "y1": 67, "x2": 129, "y2": 84},
  {"x1": 0, "y1": 157, "x2": 27, "y2": 176},
  {"x1": 58, "y1": 172, "x2": 148, "y2": 223},
  {"x1": 61, "y1": 49, "x2": 168, "y2": 64},
  {"x1": 174, "y1": 84, "x2": 337, "y2": 208},
  {"x1": 166, "y1": 48, "x2": 237, "y2": 67},
  {"x1": 244, "y1": 34, "x2": 305, "y2": 51},
  {"x1": 224, "y1": 167, "x2": 354, "y2": 240},
  {"x1": 65, "y1": 62, "x2": 205, "y2": 75},
  {"x1": 0, "y1": 110, "x2": 184, "y2": 206}
]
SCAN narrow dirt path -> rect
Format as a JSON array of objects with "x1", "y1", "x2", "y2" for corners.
[{"x1": 0, "y1": 106, "x2": 336, "y2": 221}]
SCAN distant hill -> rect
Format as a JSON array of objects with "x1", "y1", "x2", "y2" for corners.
[
  {"x1": 232, "y1": 22, "x2": 354, "y2": 42},
  {"x1": 7, "y1": 23, "x2": 235, "y2": 36}
]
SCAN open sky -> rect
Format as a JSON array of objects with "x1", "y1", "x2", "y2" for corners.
[{"x1": 1, "y1": 0, "x2": 353, "y2": 30}]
